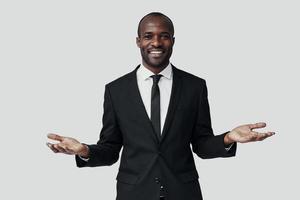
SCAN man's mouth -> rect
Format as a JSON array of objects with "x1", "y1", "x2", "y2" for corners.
[{"x1": 148, "y1": 49, "x2": 164, "y2": 57}]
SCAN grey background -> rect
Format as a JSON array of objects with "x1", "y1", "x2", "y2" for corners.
[{"x1": 1, "y1": 0, "x2": 299, "y2": 199}]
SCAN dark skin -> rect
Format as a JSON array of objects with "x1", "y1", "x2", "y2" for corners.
[
  {"x1": 47, "y1": 15, "x2": 275, "y2": 156},
  {"x1": 136, "y1": 16, "x2": 175, "y2": 74}
]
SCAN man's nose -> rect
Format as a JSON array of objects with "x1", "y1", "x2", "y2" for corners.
[{"x1": 151, "y1": 36, "x2": 162, "y2": 47}]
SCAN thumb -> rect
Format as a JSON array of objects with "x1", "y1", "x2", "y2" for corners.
[
  {"x1": 249, "y1": 122, "x2": 266, "y2": 130},
  {"x1": 47, "y1": 133, "x2": 64, "y2": 142}
]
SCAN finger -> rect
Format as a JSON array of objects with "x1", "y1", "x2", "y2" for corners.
[
  {"x1": 245, "y1": 131, "x2": 266, "y2": 142},
  {"x1": 256, "y1": 132, "x2": 276, "y2": 141},
  {"x1": 47, "y1": 133, "x2": 64, "y2": 142},
  {"x1": 55, "y1": 143, "x2": 74, "y2": 154},
  {"x1": 46, "y1": 142, "x2": 59, "y2": 153},
  {"x1": 247, "y1": 133, "x2": 258, "y2": 142},
  {"x1": 240, "y1": 131, "x2": 275, "y2": 143},
  {"x1": 53, "y1": 144, "x2": 67, "y2": 153},
  {"x1": 249, "y1": 122, "x2": 266, "y2": 130},
  {"x1": 248, "y1": 131, "x2": 274, "y2": 141}
]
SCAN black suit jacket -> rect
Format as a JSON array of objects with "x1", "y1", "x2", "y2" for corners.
[{"x1": 76, "y1": 65, "x2": 236, "y2": 200}]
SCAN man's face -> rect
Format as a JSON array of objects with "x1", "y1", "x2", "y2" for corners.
[{"x1": 136, "y1": 16, "x2": 175, "y2": 69}]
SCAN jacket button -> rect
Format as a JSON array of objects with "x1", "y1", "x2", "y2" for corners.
[{"x1": 155, "y1": 177, "x2": 160, "y2": 183}]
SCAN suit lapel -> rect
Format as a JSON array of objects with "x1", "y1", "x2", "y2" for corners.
[
  {"x1": 127, "y1": 65, "x2": 160, "y2": 143},
  {"x1": 160, "y1": 65, "x2": 182, "y2": 143}
]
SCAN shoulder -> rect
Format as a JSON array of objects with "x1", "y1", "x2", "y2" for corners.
[
  {"x1": 104, "y1": 67, "x2": 136, "y2": 89},
  {"x1": 173, "y1": 66, "x2": 207, "y2": 86}
]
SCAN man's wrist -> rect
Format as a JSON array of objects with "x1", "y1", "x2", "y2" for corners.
[
  {"x1": 78, "y1": 144, "x2": 90, "y2": 158},
  {"x1": 224, "y1": 132, "x2": 235, "y2": 146}
]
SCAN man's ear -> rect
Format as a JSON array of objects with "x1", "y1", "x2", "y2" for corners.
[
  {"x1": 172, "y1": 37, "x2": 175, "y2": 45},
  {"x1": 136, "y1": 37, "x2": 141, "y2": 48}
]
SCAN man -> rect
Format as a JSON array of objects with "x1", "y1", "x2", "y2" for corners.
[{"x1": 47, "y1": 12, "x2": 275, "y2": 200}]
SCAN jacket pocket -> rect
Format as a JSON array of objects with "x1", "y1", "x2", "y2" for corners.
[
  {"x1": 178, "y1": 170, "x2": 199, "y2": 183},
  {"x1": 116, "y1": 171, "x2": 139, "y2": 185}
]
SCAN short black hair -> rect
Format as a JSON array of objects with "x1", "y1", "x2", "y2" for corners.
[{"x1": 137, "y1": 12, "x2": 174, "y2": 37}]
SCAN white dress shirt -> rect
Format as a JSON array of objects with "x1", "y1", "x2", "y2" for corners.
[{"x1": 136, "y1": 63, "x2": 173, "y2": 134}]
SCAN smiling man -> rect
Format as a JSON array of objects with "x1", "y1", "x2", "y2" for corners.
[
  {"x1": 47, "y1": 12, "x2": 275, "y2": 200},
  {"x1": 137, "y1": 13, "x2": 174, "y2": 73}
]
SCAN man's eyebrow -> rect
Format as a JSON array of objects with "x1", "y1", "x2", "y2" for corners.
[
  {"x1": 160, "y1": 32, "x2": 171, "y2": 35},
  {"x1": 142, "y1": 32, "x2": 171, "y2": 35},
  {"x1": 143, "y1": 32, "x2": 153, "y2": 35}
]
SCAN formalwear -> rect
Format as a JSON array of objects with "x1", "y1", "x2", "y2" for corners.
[{"x1": 76, "y1": 64, "x2": 237, "y2": 200}]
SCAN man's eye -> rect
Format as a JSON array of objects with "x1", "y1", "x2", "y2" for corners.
[
  {"x1": 143, "y1": 35, "x2": 152, "y2": 39},
  {"x1": 161, "y1": 34, "x2": 170, "y2": 39}
]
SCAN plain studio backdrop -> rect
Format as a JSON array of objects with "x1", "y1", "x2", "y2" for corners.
[{"x1": 0, "y1": 0, "x2": 299, "y2": 199}]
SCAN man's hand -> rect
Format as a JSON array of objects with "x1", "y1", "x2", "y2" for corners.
[
  {"x1": 46, "y1": 133, "x2": 89, "y2": 158},
  {"x1": 224, "y1": 122, "x2": 275, "y2": 145}
]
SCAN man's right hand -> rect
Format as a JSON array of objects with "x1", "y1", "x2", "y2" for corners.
[{"x1": 46, "y1": 133, "x2": 89, "y2": 158}]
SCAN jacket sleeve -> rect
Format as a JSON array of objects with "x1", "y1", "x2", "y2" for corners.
[
  {"x1": 191, "y1": 80, "x2": 236, "y2": 159},
  {"x1": 76, "y1": 85, "x2": 123, "y2": 167}
]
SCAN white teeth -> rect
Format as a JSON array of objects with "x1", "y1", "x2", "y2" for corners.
[{"x1": 150, "y1": 51, "x2": 163, "y2": 54}]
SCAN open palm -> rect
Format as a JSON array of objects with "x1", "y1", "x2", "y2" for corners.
[
  {"x1": 47, "y1": 133, "x2": 88, "y2": 156},
  {"x1": 227, "y1": 122, "x2": 275, "y2": 143}
]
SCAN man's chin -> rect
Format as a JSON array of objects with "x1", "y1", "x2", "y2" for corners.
[{"x1": 146, "y1": 59, "x2": 169, "y2": 69}]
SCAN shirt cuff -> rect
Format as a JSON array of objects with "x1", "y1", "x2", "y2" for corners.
[
  {"x1": 225, "y1": 143, "x2": 234, "y2": 151},
  {"x1": 78, "y1": 144, "x2": 90, "y2": 161},
  {"x1": 78, "y1": 155, "x2": 90, "y2": 162}
]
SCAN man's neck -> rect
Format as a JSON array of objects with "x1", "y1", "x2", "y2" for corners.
[{"x1": 142, "y1": 61, "x2": 170, "y2": 74}]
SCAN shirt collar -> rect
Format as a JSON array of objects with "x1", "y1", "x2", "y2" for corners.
[{"x1": 138, "y1": 62, "x2": 173, "y2": 81}]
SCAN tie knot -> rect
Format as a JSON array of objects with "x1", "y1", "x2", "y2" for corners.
[{"x1": 151, "y1": 74, "x2": 162, "y2": 85}]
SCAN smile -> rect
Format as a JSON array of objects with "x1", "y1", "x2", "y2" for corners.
[
  {"x1": 149, "y1": 50, "x2": 163, "y2": 54},
  {"x1": 148, "y1": 49, "x2": 164, "y2": 57}
]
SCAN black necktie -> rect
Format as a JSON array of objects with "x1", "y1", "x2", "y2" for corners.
[{"x1": 150, "y1": 74, "x2": 162, "y2": 138}]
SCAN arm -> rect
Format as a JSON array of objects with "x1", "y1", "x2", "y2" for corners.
[
  {"x1": 76, "y1": 85, "x2": 123, "y2": 167},
  {"x1": 47, "y1": 85, "x2": 123, "y2": 167},
  {"x1": 190, "y1": 81, "x2": 275, "y2": 158},
  {"x1": 191, "y1": 80, "x2": 237, "y2": 159}
]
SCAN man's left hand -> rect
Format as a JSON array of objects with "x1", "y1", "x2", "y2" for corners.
[{"x1": 224, "y1": 122, "x2": 275, "y2": 145}]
